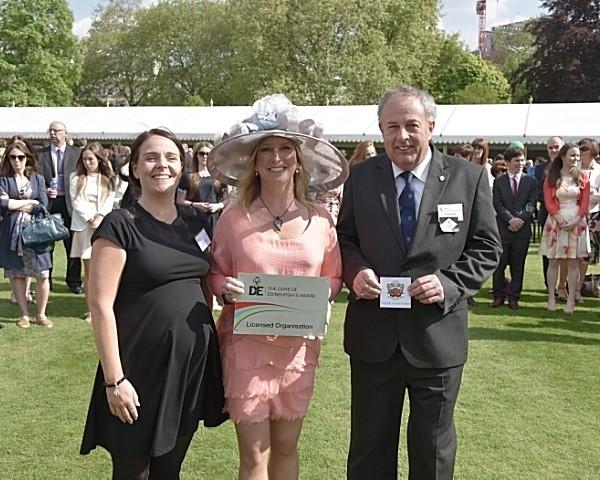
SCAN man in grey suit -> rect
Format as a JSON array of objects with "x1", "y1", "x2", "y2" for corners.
[
  {"x1": 490, "y1": 147, "x2": 537, "y2": 309},
  {"x1": 37, "y1": 121, "x2": 82, "y2": 293},
  {"x1": 337, "y1": 86, "x2": 501, "y2": 479}
]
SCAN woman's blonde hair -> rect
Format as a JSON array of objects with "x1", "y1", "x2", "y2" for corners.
[
  {"x1": 349, "y1": 140, "x2": 374, "y2": 166},
  {"x1": 236, "y1": 136, "x2": 314, "y2": 212}
]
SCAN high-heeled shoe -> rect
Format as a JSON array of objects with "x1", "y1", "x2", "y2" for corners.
[
  {"x1": 575, "y1": 290, "x2": 583, "y2": 304},
  {"x1": 17, "y1": 315, "x2": 30, "y2": 328},
  {"x1": 557, "y1": 287, "x2": 567, "y2": 301},
  {"x1": 547, "y1": 295, "x2": 557, "y2": 312}
]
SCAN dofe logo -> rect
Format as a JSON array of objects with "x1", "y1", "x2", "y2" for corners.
[{"x1": 249, "y1": 276, "x2": 264, "y2": 296}]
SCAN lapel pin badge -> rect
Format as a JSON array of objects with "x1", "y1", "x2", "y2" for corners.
[{"x1": 439, "y1": 175, "x2": 445, "y2": 182}]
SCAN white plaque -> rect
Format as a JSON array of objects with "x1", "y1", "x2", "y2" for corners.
[
  {"x1": 234, "y1": 273, "x2": 330, "y2": 337},
  {"x1": 380, "y1": 276, "x2": 412, "y2": 309}
]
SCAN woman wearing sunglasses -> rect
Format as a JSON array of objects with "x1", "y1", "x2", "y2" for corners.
[
  {"x1": 177, "y1": 142, "x2": 225, "y2": 239},
  {"x1": 0, "y1": 140, "x2": 52, "y2": 328}
]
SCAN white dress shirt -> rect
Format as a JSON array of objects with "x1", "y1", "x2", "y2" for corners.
[{"x1": 391, "y1": 146, "x2": 433, "y2": 218}]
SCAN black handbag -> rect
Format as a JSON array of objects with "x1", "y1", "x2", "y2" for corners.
[{"x1": 21, "y1": 207, "x2": 70, "y2": 247}]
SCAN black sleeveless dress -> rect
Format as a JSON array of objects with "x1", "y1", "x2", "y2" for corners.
[{"x1": 80, "y1": 202, "x2": 227, "y2": 458}]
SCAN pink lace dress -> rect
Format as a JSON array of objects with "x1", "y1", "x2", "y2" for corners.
[{"x1": 208, "y1": 203, "x2": 342, "y2": 423}]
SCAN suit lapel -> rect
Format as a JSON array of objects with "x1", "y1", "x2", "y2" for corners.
[
  {"x1": 7, "y1": 176, "x2": 18, "y2": 197},
  {"x1": 40, "y1": 148, "x2": 54, "y2": 177},
  {"x1": 499, "y1": 173, "x2": 512, "y2": 201},
  {"x1": 65, "y1": 145, "x2": 78, "y2": 175},
  {"x1": 517, "y1": 175, "x2": 533, "y2": 203},
  {"x1": 412, "y1": 147, "x2": 450, "y2": 250},
  {"x1": 376, "y1": 155, "x2": 406, "y2": 250}
]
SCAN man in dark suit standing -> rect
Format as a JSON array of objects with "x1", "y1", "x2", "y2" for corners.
[
  {"x1": 337, "y1": 86, "x2": 501, "y2": 480},
  {"x1": 490, "y1": 147, "x2": 537, "y2": 309},
  {"x1": 37, "y1": 121, "x2": 82, "y2": 293}
]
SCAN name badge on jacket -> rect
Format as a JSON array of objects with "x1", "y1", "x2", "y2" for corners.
[{"x1": 438, "y1": 203, "x2": 463, "y2": 233}]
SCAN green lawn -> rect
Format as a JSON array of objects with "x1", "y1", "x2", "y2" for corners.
[{"x1": 1, "y1": 245, "x2": 599, "y2": 479}]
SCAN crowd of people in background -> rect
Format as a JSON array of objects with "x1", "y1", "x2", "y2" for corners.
[
  {"x1": 450, "y1": 135, "x2": 600, "y2": 313},
  {"x1": 1, "y1": 123, "x2": 599, "y2": 325},
  {"x1": 1, "y1": 87, "x2": 599, "y2": 479},
  {"x1": 0, "y1": 123, "x2": 230, "y2": 328}
]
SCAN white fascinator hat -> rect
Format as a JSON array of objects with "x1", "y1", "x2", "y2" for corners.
[{"x1": 207, "y1": 94, "x2": 348, "y2": 193}]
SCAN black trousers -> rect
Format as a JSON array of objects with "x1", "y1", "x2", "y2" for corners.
[
  {"x1": 492, "y1": 238, "x2": 530, "y2": 299},
  {"x1": 347, "y1": 348, "x2": 463, "y2": 480},
  {"x1": 49, "y1": 195, "x2": 81, "y2": 287}
]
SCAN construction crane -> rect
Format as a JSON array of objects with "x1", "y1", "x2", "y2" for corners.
[{"x1": 476, "y1": 0, "x2": 487, "y2": 57}]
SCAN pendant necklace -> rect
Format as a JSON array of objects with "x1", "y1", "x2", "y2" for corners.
[{"x1": 260, "y1": 195, "x2": 295, "y2": 232}]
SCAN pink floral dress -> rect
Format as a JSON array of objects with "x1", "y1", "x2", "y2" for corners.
[{"x1": 540, "y1": 175, "x2": 591, "y2": 259}]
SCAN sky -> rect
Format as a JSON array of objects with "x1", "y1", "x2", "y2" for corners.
[{"x1": 69, "y1": 0, "x2": 547, "y2": 50}]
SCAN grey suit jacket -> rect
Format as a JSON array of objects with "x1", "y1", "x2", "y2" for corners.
[
  {"x1": 337, "y1": 145, "x2": 501, "y2": 368},
  {"x1": 37, "y1": 144, "x2": 81, "y2": 215},
  {"x1": 492, "y1": 173, "x2": 537, "y2": 242}
]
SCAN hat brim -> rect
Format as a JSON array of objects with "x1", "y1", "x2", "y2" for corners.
[{"x1": 207, "y1": 130, "x2": 348, "y2": 193}]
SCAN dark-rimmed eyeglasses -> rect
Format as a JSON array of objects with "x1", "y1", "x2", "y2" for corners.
[
  {"x1": 9, "y1": 154, "x2": 26, "y2": 160},
  {"x1": 197, "y1": 151, "x2": 210, "y2": 157},
  {"x1": 579, "y1": 146, "x2": 590, "y2": 152}
]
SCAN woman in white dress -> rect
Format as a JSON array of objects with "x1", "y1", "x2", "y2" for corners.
[{"x1": 69, "y1": 143, "x2": 115, "y2": 323}]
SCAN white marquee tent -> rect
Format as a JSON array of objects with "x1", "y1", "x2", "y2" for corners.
[{"x1": 0, "y1": 103, "x2": 597, "y2": 145}]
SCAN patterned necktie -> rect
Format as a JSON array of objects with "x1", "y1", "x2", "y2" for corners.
[
  {"x1": 511, "y1": 175, "x2": 518, "y2": 197},
  {"x1": 398, "y1": 171, "x2": 416, "y2": 250}
]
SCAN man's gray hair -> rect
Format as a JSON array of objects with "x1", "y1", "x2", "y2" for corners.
[
  {"x1": 546, "y1": 136, "x2": 564, "y2": 145},
  {"x1": 377, "y1": 86, "x2": 437, "y2": 122}
]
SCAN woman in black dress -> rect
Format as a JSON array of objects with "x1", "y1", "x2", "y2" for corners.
[
  {"x1": 80, "y1": 129, "x2": 227, "y2": 479},
  {"x1": 177, "y1": 142, "x2": 225, "y2": 238}
]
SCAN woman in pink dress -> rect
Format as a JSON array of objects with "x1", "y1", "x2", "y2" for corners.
[
  {"x1": 207, "y1": 94, "x2": 347, "y2": 480},
  {"x1": 540, "y1": 143, "x2": 591, "y2": 313}
]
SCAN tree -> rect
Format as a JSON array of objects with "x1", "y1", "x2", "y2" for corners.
[
  {"x1": 455, "y1": 82, "x2": 506, "y2": 104},
  {"x1": 489, "y1": 22, "x2": 535, "y2": 78},
  {"x1": 430, "y1": 34, "x2": 511, "y2": 104},
  {"x1": 222, "y1": 0, "x2": 440, "y2": 105},
  {"x1": 77, "y1": 0, "x2": 448, "y2": 106},
  {"x1": 487, "y1": 22, "x2": 535, "y2": 102},
  {"x1": 78, "y1": 0, "x2": 235, "y2": 106},
  {"x1": 0, "y1": 0, "x2": 81, "y2": 106},
  {"x1": 134, "y1": 0, "x2": 232, "y2": 106},
  {"x1": 77, "y1": 0, "x2": 156, "y2": 106},
  {"x1": 376, "y1": 0, "x2": 441, "y2": 93},
  {"x1": 516, "y1": 0, "x2": 600, "y2": 102}
]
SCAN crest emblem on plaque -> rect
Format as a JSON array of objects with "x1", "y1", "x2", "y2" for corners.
[{"x1": 387, "y1": 281, "x2": 405, "y2": 298}]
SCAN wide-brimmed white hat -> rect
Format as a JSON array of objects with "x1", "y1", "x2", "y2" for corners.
[{"x1": 207, "y1": 94, "x2": 348, "y2": 193}]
